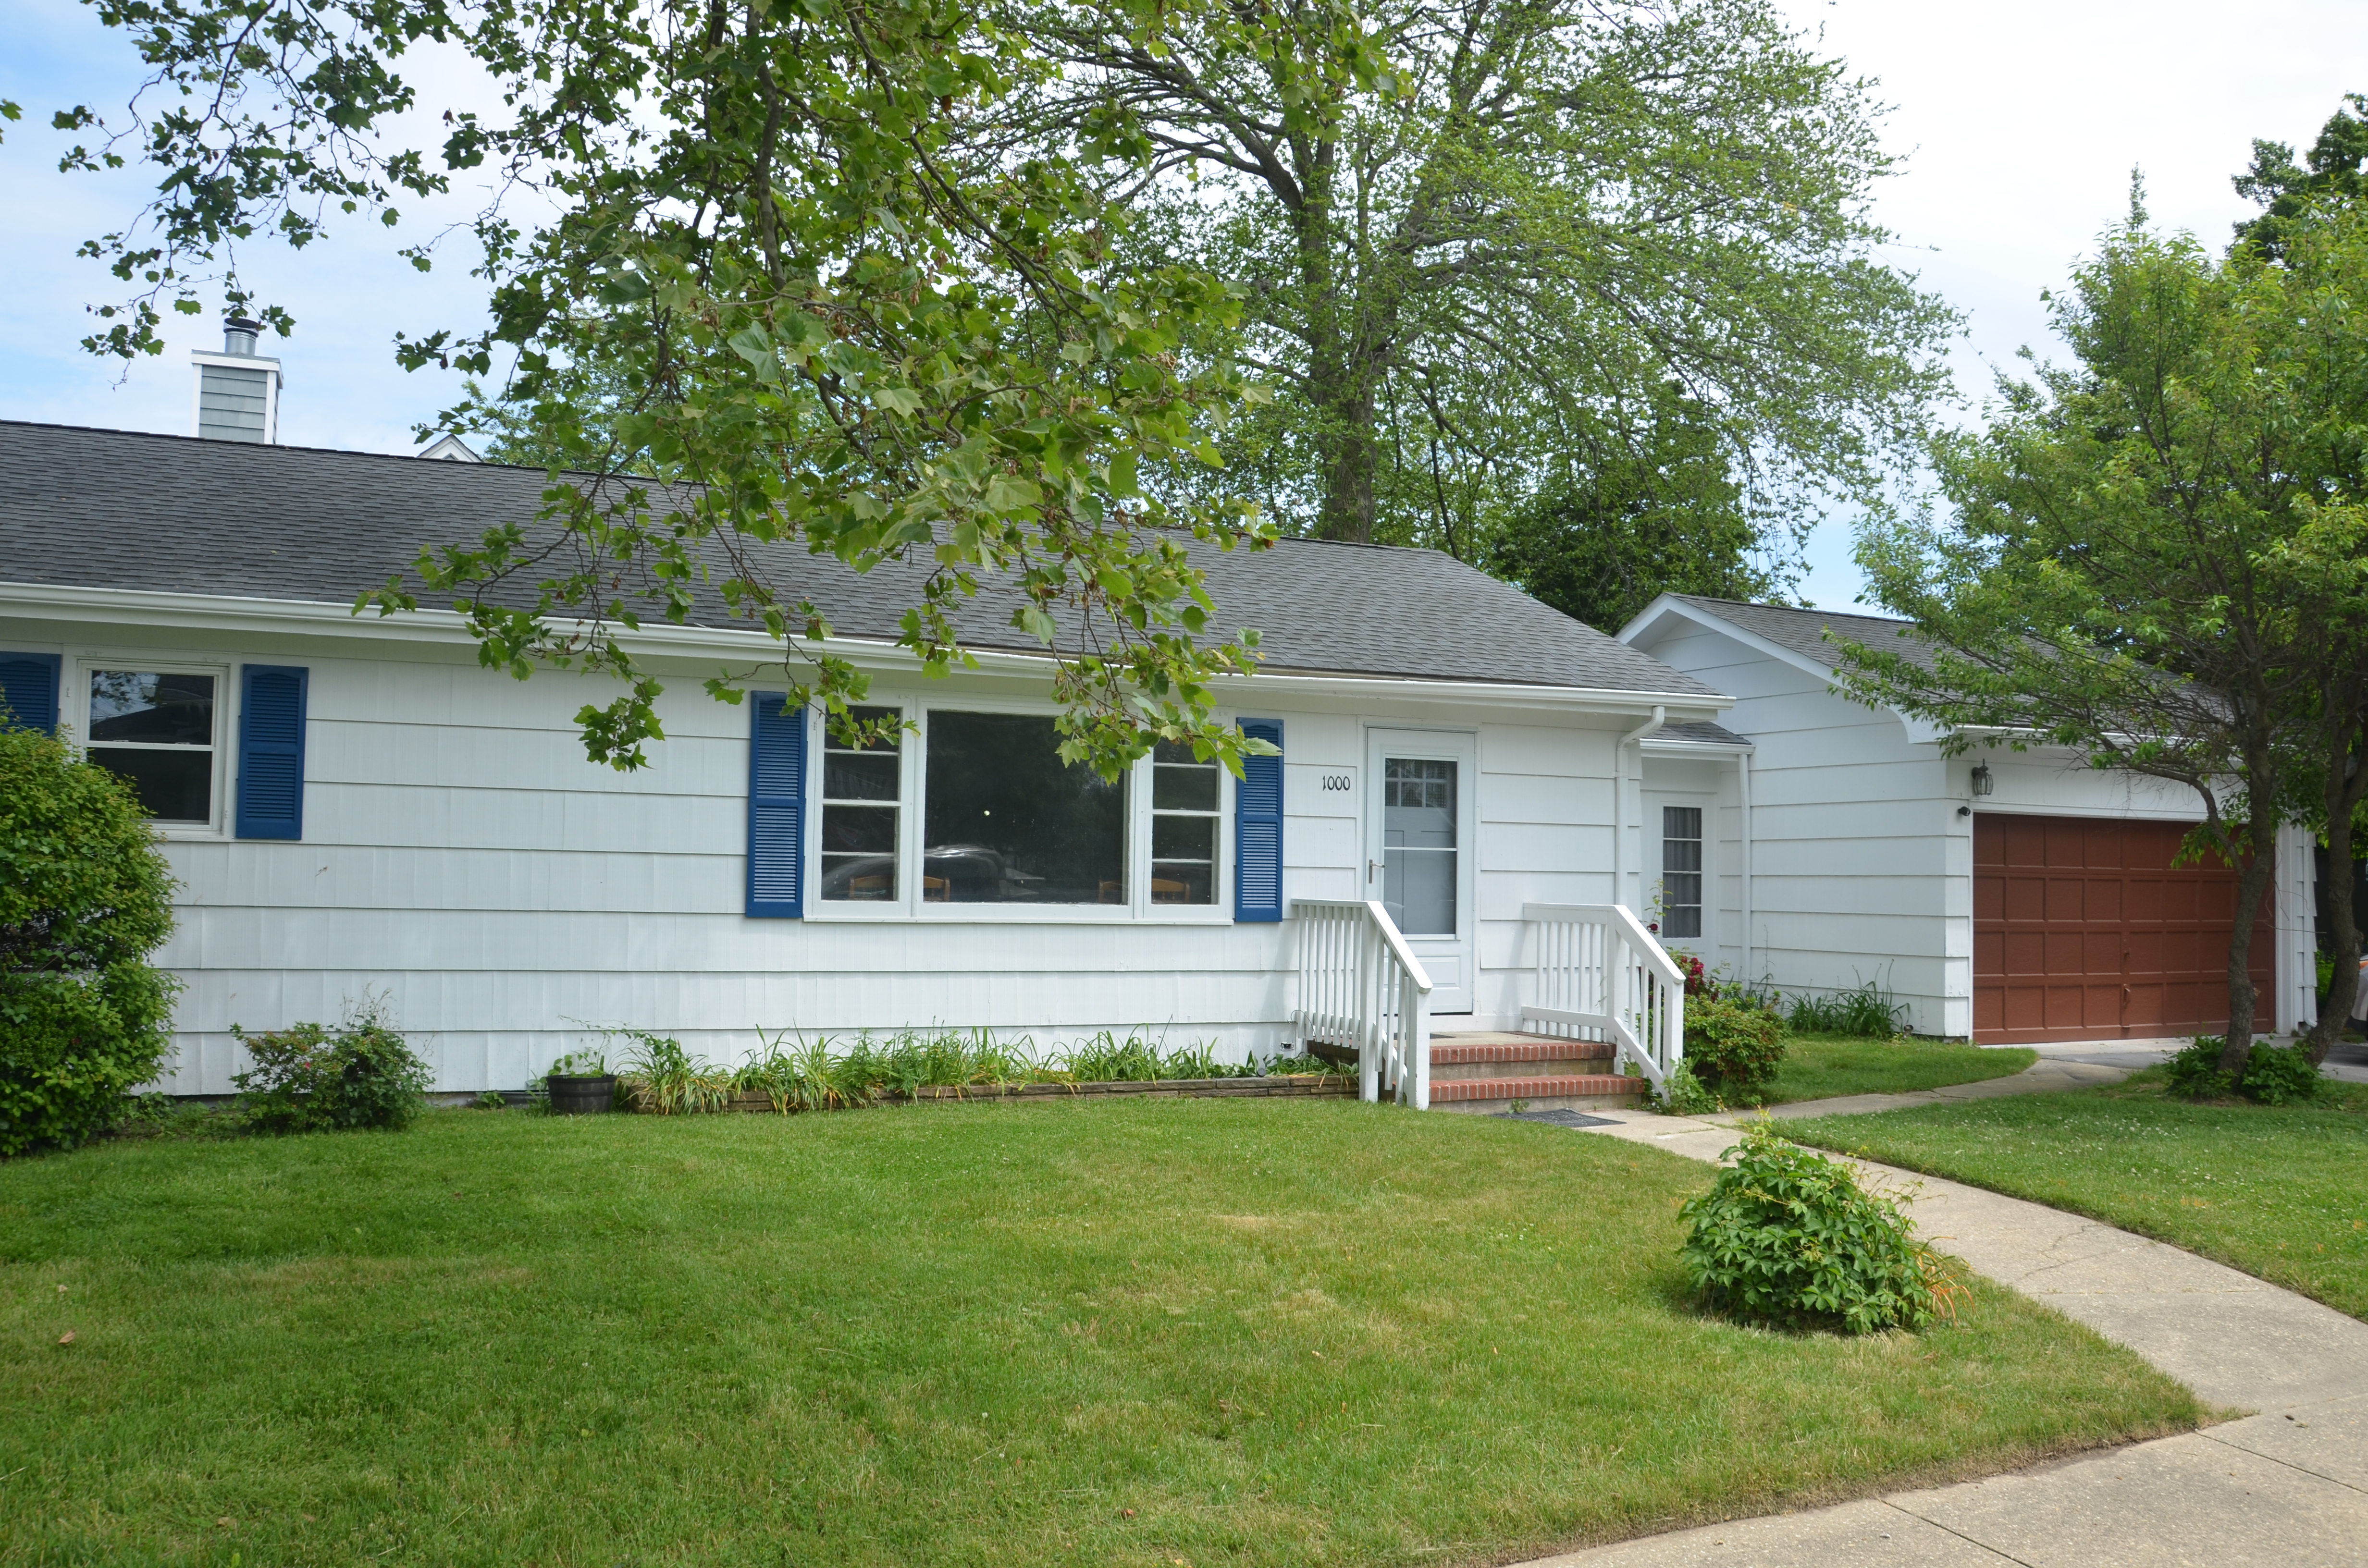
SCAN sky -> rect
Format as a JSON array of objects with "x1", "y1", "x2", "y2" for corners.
[{"x1": 3, "y1": 1, "x2": 2365, "y2": 607}]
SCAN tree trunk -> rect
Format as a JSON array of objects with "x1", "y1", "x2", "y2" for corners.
[
  {"x1": 2306, "y1": 709, "x2": 2367, "y2": 1066},
  {"x1": 2216, "y1": 789, "x2": 2282, "y2": 1076},
  {"x1": 1316, "y1": 383, "x2": 1377, "y2": 542}
]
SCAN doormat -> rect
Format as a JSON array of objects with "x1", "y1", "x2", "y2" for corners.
[{"x1": 1497, "y1": 1109, "x2": 1620, "y2": 1128}]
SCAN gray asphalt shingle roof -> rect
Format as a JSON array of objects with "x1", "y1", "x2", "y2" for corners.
[
  {"x1": 0, "y1": 422, "x2": 1717, "y2": 697},
  {"x1": 1667, "y1": 595, "x2": 1937, "y2": 675},
  {"x1": 1655, "y1": 719, "x2": 1752, "y2": 747}
]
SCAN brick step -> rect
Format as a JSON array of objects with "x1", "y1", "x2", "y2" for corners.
[
  {"x1": 1426, "y1": 1073, "x2": 1650, "y2": 1113},
  {"x1": 1429, "y1": 1036, "x2": 1615, "y2": 1067}
]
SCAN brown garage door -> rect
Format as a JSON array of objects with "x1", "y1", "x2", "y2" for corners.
[{"x1": 1973, "y1": 814, "x2": 2273, "y2": 1044}]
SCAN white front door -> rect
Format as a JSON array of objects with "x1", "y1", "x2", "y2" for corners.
[{"x1": 1365, "y1": 728, "x2": 1477, "y2": 1014}]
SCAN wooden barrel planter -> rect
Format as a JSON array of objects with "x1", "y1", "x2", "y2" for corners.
[{"x1": 547, "y1": 1073, "x2": 619, "y2": 1115}]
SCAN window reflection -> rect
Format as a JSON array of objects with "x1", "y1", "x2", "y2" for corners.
[
  {"x1": 923, "y1": 712, "x2": 1126, "y2": 903},
  {"x1": 87, "y1": 671, "x2": 215, "y2": 822}
]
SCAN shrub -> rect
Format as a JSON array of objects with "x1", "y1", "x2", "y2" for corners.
[
  {"x1": 2161, "y1": 1035, "x2": 2232, "y2": 1099},
  {"x1": 0, "y1": 723, "x2": 181, "y2": 1156},
  {"x1": 1682, "y1": 996, "x2": 1787, "y2": 1104},
  {"x1": 1678, "y1": 1121, "x2": 1964, "y2": 1335},
  {"x1": 1659, "y1": 1059, "x2": 1717, "y2": 1115},
  {"x1": 2240, "y1": 1042, "x2": 2327, "y2": 1106},
  {"x1": 232, "y1": 1001, "x2": 433, "y2": 1133}
]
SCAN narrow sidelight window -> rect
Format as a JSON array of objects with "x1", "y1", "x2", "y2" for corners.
[
  {"x1": 1382, "y1": 757, "x2": 1456, "y2": 935},
  {"x1": 820, "y1": 706, "x2": 902, "y2": 901},
  {"x1": 1149, "y1": 740, "x2": 1221, "y2": 905},
  {"x1": 924, "y1": 711, "x2": 1125, "y2": 903},
  {"x1": 1661, "y1": 805, "x2": 1703, "y2": 939},
  {"x1": 88, "y1": 670, "x2": 217, "y2": 823}
]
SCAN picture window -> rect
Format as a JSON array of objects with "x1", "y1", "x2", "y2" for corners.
[{"x1": 923, "y1": 711, "x2": 1125, "y2": 904}]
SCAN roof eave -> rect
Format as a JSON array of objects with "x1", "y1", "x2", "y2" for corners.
[{"x1": 0, "y1": 579, "x2": 1734, "y2": 717}]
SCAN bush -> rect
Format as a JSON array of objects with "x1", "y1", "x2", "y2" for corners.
[
  {"x1": 2161, "y1": 1035, "x2": 2232, "y2": 1098},
  {"x1": 1659, "y1": 1059, "x2": 1717, "y2": 1115},
  {"x1": 2161, "y1": 1035, "x2": 2325, "y2": 1105},
  {"x1": 0, "y1": 723, "x2": 181, "y2": 1156},
  {"x1": 2240, "y1": 1042, "x2": 2327, "y2": 1106},
  {"x1": 1678, "y1": 1121, "x2": 1963, "y2": 1335},
  {"x1": 1682, "y1": 996, "x2": 1787, "y2": 1104},
  {"x1": 232, "y1": 1001, "x2": 433, "y2": 1133}
]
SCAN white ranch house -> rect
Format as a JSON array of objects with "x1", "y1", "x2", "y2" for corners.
[
  {"x1": 1, "y1": 420, "x2": 1717, "y2": 1111},
  {"x1": 3, "y1": 370, "x2": 2320, "y2": 1103}
]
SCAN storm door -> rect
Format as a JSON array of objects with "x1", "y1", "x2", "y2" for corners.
[{"x1": 1364, "y1": 729, "x2": 1477, "y2": 1013}]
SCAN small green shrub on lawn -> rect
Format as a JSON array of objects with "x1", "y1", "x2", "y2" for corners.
[
  {"x1": 2163, "y1": 1036, "x2": 2328, "y2": 1106},
  {"x1": 1659, "y1": 1059, "x2": 1717, "y2": 1115},
  {"x1": 1678, "y1": 1120, "x2": 1963, "y2": 1334},
  {"x1": 0, "y1": 723, "x2": 181, "y2": 1157},
  {"x1": 232, "y1": 1001, "x2": 433, "y2": 1133},
  {"x1": 1682, "y1": 996, "x2": 1787, "y2": 1103}
]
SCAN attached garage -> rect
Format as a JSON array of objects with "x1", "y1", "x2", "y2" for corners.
[{"x1": 1973, "y1": 814, "x2": 2274, "y2": 1044}]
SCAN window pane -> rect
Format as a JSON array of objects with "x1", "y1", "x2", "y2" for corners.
[
  {"x1": 1150, "y1": 862, "x2": 1214, "y2": 905},
  {"x1": 821, "y1": 805, "x2": 898, "y2": 901},
  {"x1": 90, "y1": 671, "x2": 214, "y2": 746},
  {"x1": 89, "y1": 746, "x2": 212, "y2": 822},
  {"x1": 1384, "y1": 759, "x2": 1455, "y2": 847},
  {"x1": 825, "y1": 705, "x2": 902, "y2": 750},
  {"x1": 1151, "y1": 814, "x2": 1216, "y2": 907},
  {"x1": 925, "y1": 711, "x2": 1125, "y2": 904},
  {"x1": 824, "y1": 751, "x2": 899, "y2": 801},
  {"x1": 1151, "y1": 814, "x2": 1215, "y2": 861},
  {"x1": 1152, "y1": 763, "x2": 1219, "y2": 812}
]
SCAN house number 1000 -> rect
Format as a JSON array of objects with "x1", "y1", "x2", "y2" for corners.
[{"x1": 1321, "y1": 774, "x2": 1353, "y2": 791}]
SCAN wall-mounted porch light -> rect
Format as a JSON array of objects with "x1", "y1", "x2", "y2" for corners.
[{"x1": 1970, "y1": 762, "x2": 1994, "y2": 797}]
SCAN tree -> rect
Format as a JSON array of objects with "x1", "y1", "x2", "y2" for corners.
[
  {"x1": 2233, "y1": 92, "x2": 2368, "y2": 259},
  {"x1": 1483, "y1": 391, "x2": 1777, "y2": 631},
  {"x1": 1024, "y1": 0, "x2": 1955, "y2": 549},
  {"x1": 45, "y1": 0, "x2": 1380, "y2": 778},
  {"x1": 0, "y1": 723, "x2": 181, "y2": 1155},
  {"x1": 1845, "y1": 199, "x2": 2368, "y2": 1074}
]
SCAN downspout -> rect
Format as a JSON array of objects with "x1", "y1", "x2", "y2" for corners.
[
  {"x1": 1614, "y1": 705, "x2": 1667, "y2": 912},
  {"x1": 1738, "y1": 747, "x2": 1754, "y2": 983}
]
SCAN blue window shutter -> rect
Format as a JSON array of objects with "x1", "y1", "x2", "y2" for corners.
[
  {"x1": 747, "y1": 693, "x2": 808, "y2": 918},
  {"x1": 235, "y1": 665, "x2": 309, "y2": 840},
  {"x1": 1234, "y1": 718, "x2": 1284, "y2": 922},
  {"x1": 0, "y1": 652, "x2": 61, "y2": 732}
]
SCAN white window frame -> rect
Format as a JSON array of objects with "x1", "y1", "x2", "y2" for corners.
[
  {"x1": 69, "y1": 649, "x2": 236, "y2": 840},
  {"x1": 800, "y1": 692, "x2": 1233, "y2": 924}
]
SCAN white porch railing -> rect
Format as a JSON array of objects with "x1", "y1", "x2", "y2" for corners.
[
  {"x1": 1519, "y1": 903, "x2": 1686, "y2": 1095},
  {"x1": 1291, "y1": 899, "x2": 1434, "y2": 1109}
]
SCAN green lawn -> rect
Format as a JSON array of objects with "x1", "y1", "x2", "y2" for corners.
[
  {"x1": 1764, "y1": 1035, "x2": 2037, "y2": 1106},
  {"x1": 0, "y1": 1100, "x2": 2196, "y2": 1567},
  {"x1": 1788, "y1": 1073, "x2": 2368, "y2": 1320}
]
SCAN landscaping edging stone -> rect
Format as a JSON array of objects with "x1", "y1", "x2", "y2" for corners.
[{"x1": 719, "y1": 1074, "x2": 1356, "y2": 1113}]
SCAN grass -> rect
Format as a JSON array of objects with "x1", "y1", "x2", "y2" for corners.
[
  {"x1": 0, "y1": 1100, "x2": 2198, "y2": 1567},
  {"x1": 1787, "y1": 1071, "x2": 2368, "y2": 1321},
  {"x1": 1764, "y1": 1035, "x2": 2038, "y2": 1106}
]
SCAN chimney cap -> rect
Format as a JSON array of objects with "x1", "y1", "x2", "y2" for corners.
[{"x1": 222, "y1": 317, "x2": 264, "y2": 355}]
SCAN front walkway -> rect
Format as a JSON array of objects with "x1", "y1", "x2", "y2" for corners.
[{"x1": 1516, "y1": 1052, "x2": 2368, "y2": 1567}]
